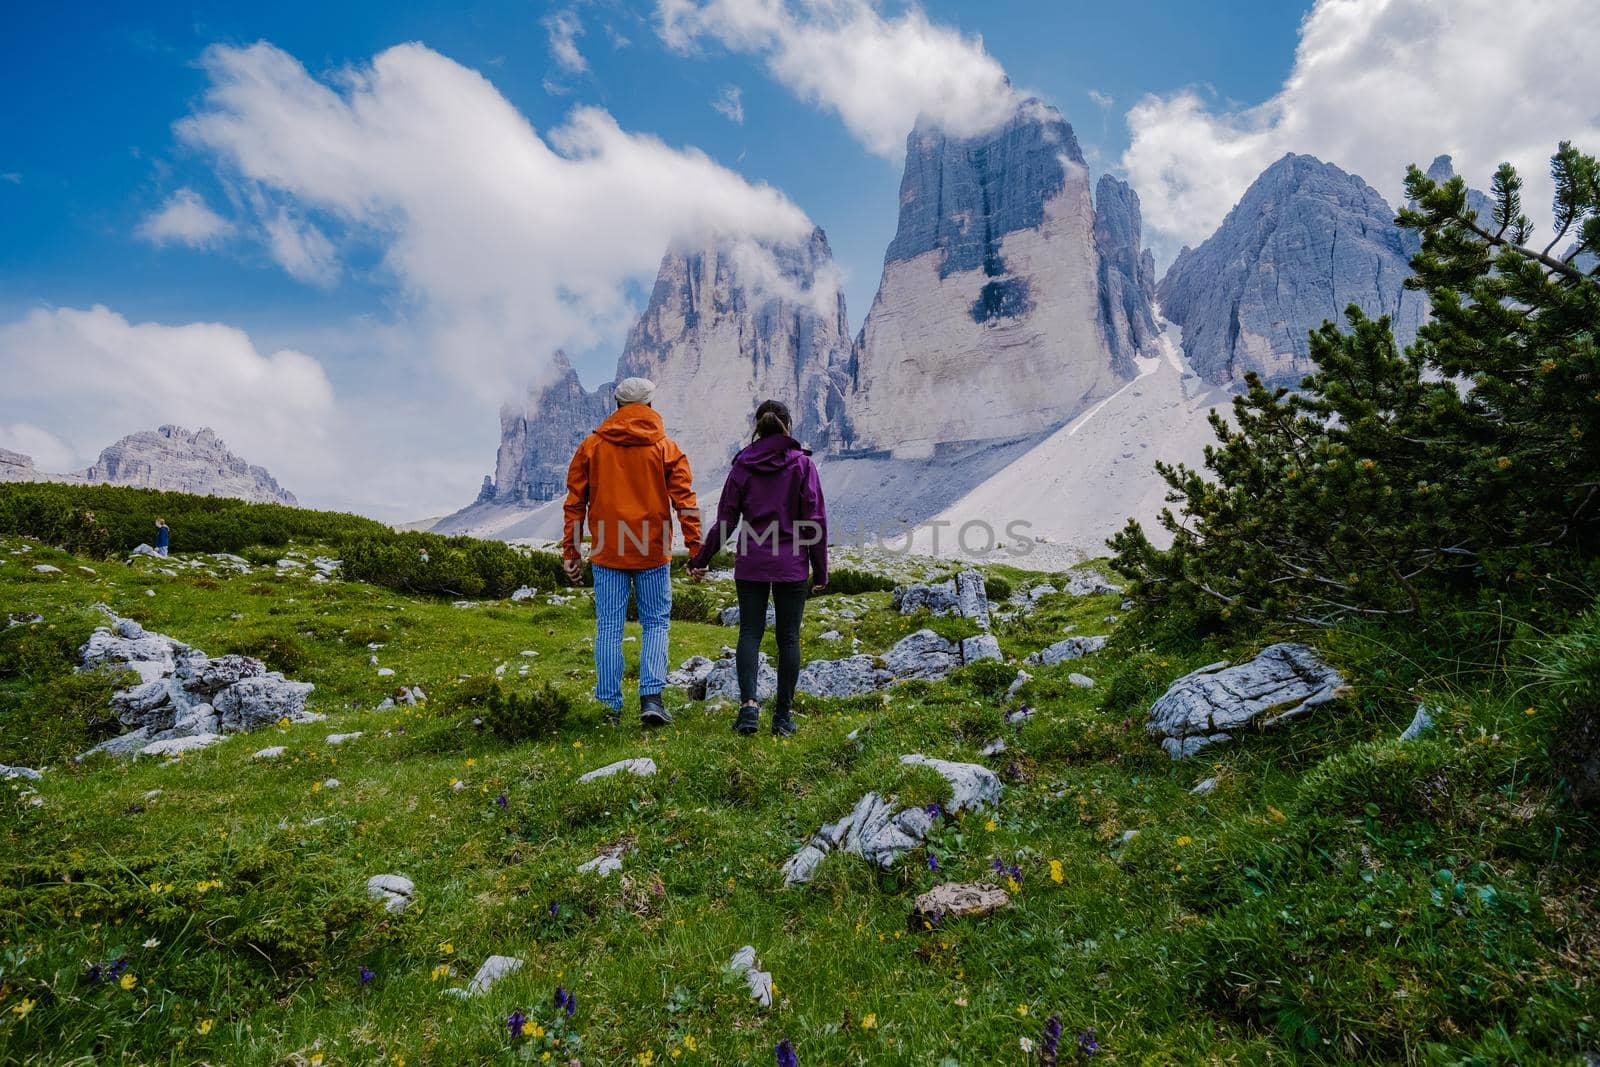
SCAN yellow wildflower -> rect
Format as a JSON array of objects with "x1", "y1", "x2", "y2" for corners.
[
  {"x1": 392, "y1": 1057, "x2": 405, "y2": 1067},
  {"x1": 1267, "y1": 805, "x2": 1287, "y2": 823},
  {"x1": 11, "y1": 998, "x2": 34, "y2": 1018},
  {"x1": 1525, "y1": 707, "x2": 1537, "y2": 716},
  {"x1": 861, "y1": 1014, "x2": 878, "y2": 1030},
  {"x1": 1049, "y1": 859, "x2": 1064, "y2": 884},
  {"x1": 1175, "y1": 835, "x2": 1192, "y2": 847},
  {"x1": 1005, "y1": 876, "x2": 1021, "y2": 894},
  {"x1": 464, "y1": 758, "x2": 477, "y2": 767},
  {"x1": 984, "y1": 818, "x2": 997, "y2": 832},
  {"x1": 572, "y1": 740, "x2": 583, "y2": 749},
  {"x1": 439, "y1": 941, "x2": 454, "y2": 955},
  {"x1": 197, "y1": 1019, "x2": 214, "y2": 1035},
  {"x1": 119, "y1": 973, "x2": 138, "y2": 990},
  {"x1": 430, "y1": 964, "x2": 450, "y2": 981},
  {"x1": 1017, "y1": 1003, "x2": 1029, "y2": 1016},
  {"x1": 310, "y1": 1055, "x2": 324, "y2": 1067},
  {"x1": 638, "y1": 1051, "x2": 656, "y2": 1066},
  {"x1": 683, "y1": 1035, "x2": 698, "y2": 1051}
]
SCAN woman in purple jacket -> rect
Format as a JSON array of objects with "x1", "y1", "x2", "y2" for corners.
[{"x1": 689, "y1": 400, "x2": 828, "y2": 736}]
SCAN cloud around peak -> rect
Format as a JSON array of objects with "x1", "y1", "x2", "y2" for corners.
[
  {"x1": 657, "y1": 0, "x2": 1021, "y2": 159},
  {"x1": 1122, "y1": 0, "x2": 1600, "y2": 264}
]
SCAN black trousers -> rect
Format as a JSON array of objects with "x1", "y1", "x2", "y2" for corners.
[{"x1": 736, "y1": 579, "x2": 807, "y2": 712}]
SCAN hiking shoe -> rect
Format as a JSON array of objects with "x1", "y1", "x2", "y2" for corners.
[
  {"x1": 640, "y1": 693, "x2": 672, "y2": 727},
  {"x1": 771, "y1": 708, "x2": 796, "y2": 737},
  {"x1": 600, "y1": 704, "x2": 622, "y2": 727},
  {"x1": 733, "y1": 703, "x2": 760, "y2": 736}
]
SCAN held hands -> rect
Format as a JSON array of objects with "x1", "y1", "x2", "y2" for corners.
[
  {"x1": 811, "y1": 584, "x2": 827, "y2": 595},
  {"x1": 687, "y1": 566, "x2": 710, "y2": 582},
  {"x1": 562, "y1": 558, "x2": 583, "y2": 584}
]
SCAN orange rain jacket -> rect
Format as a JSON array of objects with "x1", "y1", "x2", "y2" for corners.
[{"x1": 562, "y1": 404, "x2": 702, "y2": 570}]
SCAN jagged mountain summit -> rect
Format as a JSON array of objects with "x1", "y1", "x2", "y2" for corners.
[
  {"x1": 1157, "y1": 153, "x2": 1428, "y2": 388},
  {"x1": 83, "y1": 426, "x2": 298, "y2": 505},
  {"x1": 0, "y1": 427, "x2": 297, "y2": 506},
  {"x1": 445, "y1": 228, "x2": 851, "y2": 530},
  {"x1": 840, "y1": 101, "x2": 1158, "y2": 457}
]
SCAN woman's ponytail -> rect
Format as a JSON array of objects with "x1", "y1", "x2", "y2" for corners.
[{"x1": 753, "y1": 399, "x2": 792, "y2": 440}]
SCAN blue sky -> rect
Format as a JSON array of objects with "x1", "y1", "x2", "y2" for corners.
[{"x1": 2, "y1": 1, "x2": 1592, "y2": 518}]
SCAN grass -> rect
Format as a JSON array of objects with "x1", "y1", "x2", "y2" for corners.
[{"x1": 0, "y1": 533, "x2": 1596, "y2": 1065}]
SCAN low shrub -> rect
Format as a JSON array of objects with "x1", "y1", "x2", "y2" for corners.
[
  {"x1": 824, "y1": 568, "x2": 898, "y2": 595},
  {"x1": 982, "y1": 574, "x2": 1013, "y2": 603},
  {"x1": 484, "y1": 683, "x2": 574, "y2": 742},
  {"x1": 670, "y1": 583, "x2": 717, "y2": 623}
]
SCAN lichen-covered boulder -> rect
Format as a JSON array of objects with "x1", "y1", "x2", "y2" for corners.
[
  {"x1": 1025, "y1": 635, "x2": 1108, "y2": 666},
  {"x1": 796, "y1": 655, "x2": 893, "y2": 698}
]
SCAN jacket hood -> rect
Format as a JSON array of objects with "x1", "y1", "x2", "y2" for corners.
[
  {"x1": 735, "y1": 433, "x2": 810, "y2": 474},
  {"x1": 596, "y1": 404, "x2": 666, "y2": 446}
]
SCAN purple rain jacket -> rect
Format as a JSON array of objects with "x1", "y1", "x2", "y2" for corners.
[{"x1": 689, "y1": 433, "x2": 828, "y2": 585}]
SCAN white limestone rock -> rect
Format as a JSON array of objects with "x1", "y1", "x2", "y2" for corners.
[
  {"x1": 366, "y1": 874, "x2": 415, "y2": 913},
  {"x1": 577, "y1": 757, "x2": 657, "y2": 784},
  {"x1": 1146, "y1": 643, "x2": 1349, "y2": 759}
]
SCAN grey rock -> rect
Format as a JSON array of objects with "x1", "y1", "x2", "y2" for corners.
[
  {"x1": 1005, "y1": 669, "x2": 1031, "y2": 699},
  {"x1": 893, "y1": 570, "x2": 990, "y2": 629},
  {"x1": 1025, "y1": 635, "x2": 1108, "y2": 666},
  {"x1": 818, "y1": 629, "x2": 843, "y2": 641},
  {"x1": 253, "y1": 746, "x2": 286, "y2": 760},
  {"x1": 718, "y1": 603, "x2": 776, "y2": 627},
  {"x1": 959, "y1": 633, "x2": 1002, "y2": 664},
  {"x1": 139, "y1": 733, "x2": 227, "y2": 758},
  {"x1": 510, "y1": 585, "x2": 537, "y2": 601},
  {"x1": 979, "y1": 738, "x2": 1008, "y2": 756},
  {"x1": 80, "y1": 425, "x2": 296, "y2": 505},
  {"x1": 1147, "y1": 642, "x2": 1348, "y2": 759},
  {"x1": 366, "y1": 873, "x2": 415, "y2": 913},
  {"x1": 576, "y1": 757, "x2": 657, "y2": 784},
  {"x1": 1399, "y1": 704, "x2": 1434, "y2": 742},
  {"x1": 796, "y1": 655, "x2": 893, "y2": 698},
  {"x1": 463, "y1": 955, "x2": 523, "y2": 996},
  {"x1": 6, "y1": 612, "x2": 44, "y2": 628},
  {"x1": 666, "y1": 655, "x2": 715, "y2": 688},
  {"x1": 213, "y1": 676, "x2": 315, "y2": 731},
  {"x1": 885, "y1": 629, "x2": 961, "y2": 680},
  {"x1": 578, "y1": 854, "x2": 622, "y2": 877},
  {"x1": 1158, "y1": 154, "x2": 1429, "y2": 388},
  {"x1": 696, "y1": 650, "x2": 776, "y2": 702},
  {"x1": 782, "y1": 756, "x2": 998, "y2": 885},
  {"x1": 32, "y1": 564, "x2": 61, "y2": 574},
  {"x1": 376, "y1": 667, "x2": 395, "y2": 678},
  {"x1": 953, "y1": 570, "x2": 991, "y2": 630},
  {"x1": 1, "y1": 765, "x2": 42, "y2": 781},
  {"x1": 1062, "y1": 572, "x2": 1122, "y2": 597},
  {"x1": 726, "y1": 946, "x2": 774, "y2": 1006},
  {"x1": 1190, "y1": 777, "x2": 1218, "y2": 796},
  {"x1": 1423, "y1": 155, "x2": 1496, "y2": 227},
  {"x1": 325, "y1": 732, "x2": 363, "y2": 746},
  {"x1": 899, "y1": 754, "x2": 1003, "y2": 812},
  {"x1": 1068, "y1": 672, "x2": 1096, "y2": 688},
  {"x1": 911, "y1": 882, "x2": 1011, "y2": 922}
]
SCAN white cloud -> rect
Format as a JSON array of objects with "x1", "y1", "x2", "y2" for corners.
[
  {"x1": 0, "y1": 305, "x2": 335, "y2": 493},
  {"x1": 136, "y1": 188, "x2": 235, "y2": 247},
  {"x1": 1087, "y1": 89, "x2": 1113, "y2": 110},
  {"x1": 1123, "y1": 0, "x2": 1600, "y2": 263},
  {"x1": 174, "y1": 41, "x2": 816, "y2": 404},
  {"x1": 712, "y1": 83, "x2": 744, "y2": 124},
  {"x1": 1, "y1": 172, "x2": 21, "y2": 185},
  {"x1": 545, "y1": 8, "x2": 588, "y2": 74},
  {"x1": 263, "y1": 208, "x2": 340, "y2": 287},
  {"x1": 0, "y1": 422, "x2": 77, "y2": 472},
  {"x1": 657, "y1": 0, "x2": 1021, "y2": 159}
]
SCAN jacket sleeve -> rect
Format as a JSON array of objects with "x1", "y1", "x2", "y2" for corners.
[
  {"x1": 665, "y1": 441, "x2": 702, "y2": 556},
  {"x1": 691, "y1": 469, "x2": 742, "y2": 569},
  {"x1": 561, "y1": 439, "x2": 590, "y2": 562},
  {"x1": 800, "y1": 457, "x2": 829, "y2": 587}
]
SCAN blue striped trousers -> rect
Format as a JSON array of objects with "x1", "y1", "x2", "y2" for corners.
[{"x1": 590, "y1": 562, "x2": 672, "y2": 712}]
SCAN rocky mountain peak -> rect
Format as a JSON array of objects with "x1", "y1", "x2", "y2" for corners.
[
  {"x1": 1157, "y1": 152, "x2": 1427, "y2": 387},
  {"x1": 78, "y1": 425, "x2": 297, "y2": 506},
  {"x1": 841, "y1": 99, "x2": 1149, "y2": 457}
]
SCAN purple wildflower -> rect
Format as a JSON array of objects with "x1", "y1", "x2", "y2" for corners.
[
  {"x1": 1008, "y1": 864, "x2": 1023, "y2": 883},
  {"x1": 775, "y1": 1038, "x2": 799, "y2": 1067},
  {"x1": 507, "y1": 1009, "x2": 526, "y2": 1039},
  {"x1": 925, "y1": 801, "x2": 942, "y2": 818},
  {"x1": 926, "y1": 853, "x2": 940, "y2": 872},
  {"x1": 495, "y1": 793, "x2": 508, "y2": 809},
  {"x1": 991, "y1": 857, "x2": 1004, "y2": 873},
  {"x1": 1077, "y1": 1028, "x2": 1099, "y2": 1059},
  {"x1": 548, "y1": 901, "x2": 560, "y2": 919},
  {"x1": 554, "y1": 985, "x2": 576, "y2": 1017},
  {"x1": 1040, "y1": 1015, "x2": 1062, "y2": 1066},
  {"x1": 360, "y1": 965, "x2": 375, "y2": 984},
  {"x1": 109, "y1": 958, "x2": 129, "y2": 978},
  {"x1": 84, "y1": 963, "x2": 104, "y2": 983}
]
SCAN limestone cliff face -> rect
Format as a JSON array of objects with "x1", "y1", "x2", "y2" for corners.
[
  {"x1": 486, "y1": 353, "x2": 613, "y2": 505},
  {"x1": 616, "y1": 227, "x2": 853, "y2": 471},
  {"x1": 1157, "y1": 153, "x2": 1427, "y2": 387},
  {"x1": 476, "y1": 228, "x2": 852, "y2": 506},
  {"x1": 1093, "y1": 174, "x2": 1160, "y2": 375},
  {"x1": 78, "y1": 426, "x2": 297, "y2": 505},
  {"x1": 842, "y1": 101, "x2": 1145, "y2": 457}
]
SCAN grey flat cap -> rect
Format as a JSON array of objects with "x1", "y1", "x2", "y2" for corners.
[{"x1": 614, "y1": 377, "x2": 656, "y2": 404}]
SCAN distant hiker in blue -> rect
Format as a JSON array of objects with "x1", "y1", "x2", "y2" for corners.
[{"x1": 154, "y1": 518, "x2": 170, "y2": 558}]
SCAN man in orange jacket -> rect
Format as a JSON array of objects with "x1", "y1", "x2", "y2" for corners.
[{"x1": 562, "y1": 376, "x2": 702, "y2": 726}]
